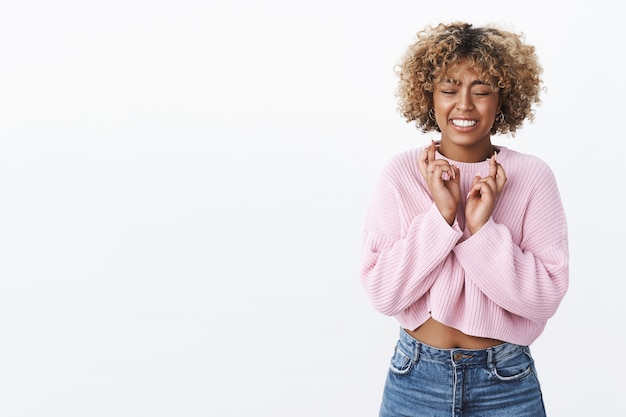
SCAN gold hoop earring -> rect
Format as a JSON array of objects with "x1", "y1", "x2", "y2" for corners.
[
  {"x1": 495, "y1": 111, "x2": 505, "y2": 124},
  {"x1": 429, "y1": 108, "x2": 436, "y2": 121}
]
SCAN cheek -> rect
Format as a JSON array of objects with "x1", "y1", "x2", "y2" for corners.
[
  {"x1": 433, "y1": 98, "x2": 451, "y2": 114},
  {"x1": 480, "y1": 103, "x2": 499, "y2": 119}
]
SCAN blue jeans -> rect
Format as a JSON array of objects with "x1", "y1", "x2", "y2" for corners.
[{"x1": 379, "y1": 329, "x2": 547, "y2": 417}]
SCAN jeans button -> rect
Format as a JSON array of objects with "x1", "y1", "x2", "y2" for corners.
[{"x1": 453, "y1": 353, "x2": 463, "y2": 361}]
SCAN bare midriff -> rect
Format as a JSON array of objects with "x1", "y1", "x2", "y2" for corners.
[{"x1": 406, "y1": 318, "x2": 504, "y2": 349}]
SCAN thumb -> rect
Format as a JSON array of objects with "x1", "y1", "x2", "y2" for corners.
[
  {"x1": 449, "y1": 164, "x2": 461, "y2": 183},
  {"x1": 467, "y1": 173, "x2": 482, "y2": 199},
  {"x1": 471, "y1": 172, "x2": 481, "y2": 187}
]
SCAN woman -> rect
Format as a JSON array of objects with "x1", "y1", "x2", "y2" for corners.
[{"x1": 361, "y1": 22, "x2": 568, "y2": 416}]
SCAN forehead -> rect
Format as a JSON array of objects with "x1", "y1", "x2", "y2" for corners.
[
  {"x1": 439, "y1": 62, "x2": 492, "y2": 85},
  {"x1": 444, "y1": 62, "x2": 480, "y2": 80}
]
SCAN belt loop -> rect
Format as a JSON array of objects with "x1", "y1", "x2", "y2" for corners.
[
  {"x1": 486, "y1": 346, "x2": 495, "y2": 370},
  {"x1": 413, "y1": 340, "x2": 421, "y2": 364}
]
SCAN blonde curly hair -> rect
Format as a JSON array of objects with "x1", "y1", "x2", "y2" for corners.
[{"x1": 396, "y1": 22, "x2": 543, "y2": 136}]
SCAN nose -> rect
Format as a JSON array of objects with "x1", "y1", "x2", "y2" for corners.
[{"x1": 456, "y1": 90, "x2": 474, "y2": 111}]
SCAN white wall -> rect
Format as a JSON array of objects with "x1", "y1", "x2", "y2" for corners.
[{"x1": 0, "y1": 1, "x2": 620, "y2": 415}]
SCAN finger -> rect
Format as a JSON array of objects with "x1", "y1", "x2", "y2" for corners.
[
  {"x1": 471, "y1": 179, "x2": 496, "y2": 203},
  {"x1": 427, "y1": 140, "x2": 437, "y2": 162},
  {"x1": 418, "y1": 146, "x2": 429, "y2": 177},
  {"x1": 429, "y1": 163, "x2": 447, "y2": 180},
  {"x1": 467, "y1": 173, "x2": 482, "y2": 199},
  {"x1": 449, "y1": 164, "x2": 458, "y2": 181},
  {"x1": 436, "y1": 164, "x2": 458, "y2": 181},
  {"x1": 436, "y1": 163, "x2": 460, "y2": 181},
  {"x1": 488, "y1": 151, "x2": 498, "y2": 178},
  {"x1": 480, "y1": 175, "x2": 497, "y2": 191},
  {"x1": 427, "y1": 160, "x2": 453, "y2": 176},
  {"x1": 495, "y1": 163, "x2": 507, "y2": 192}
]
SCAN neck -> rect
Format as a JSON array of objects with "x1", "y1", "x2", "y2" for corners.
[{"x1": 438, "y1": 140, "x2": 496, "y2": 162}]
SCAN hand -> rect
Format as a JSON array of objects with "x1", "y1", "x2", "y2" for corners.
[
  {"x1": 418, "y1": 140, "x2": 460, "y2": 225},
  {"x1": 465, "y1": 152, "x2": 507, "y2": 234}
]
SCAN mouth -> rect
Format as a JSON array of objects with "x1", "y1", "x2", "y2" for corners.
[{"x1": 451, "y1": 119, "x2": 477, "y2": 128}]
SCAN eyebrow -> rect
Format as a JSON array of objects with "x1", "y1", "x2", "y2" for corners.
[{"x1": 442, "y1": 78, "x2": 491, "y2": 86}]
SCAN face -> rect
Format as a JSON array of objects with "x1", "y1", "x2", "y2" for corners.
[{"x1": 433, "y1": 64, "x2": 500, "y2": 161}]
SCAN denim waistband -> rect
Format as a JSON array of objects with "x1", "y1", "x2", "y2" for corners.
[{"x1": 397, "y1": 328, "x2": 529, "y2": 366}]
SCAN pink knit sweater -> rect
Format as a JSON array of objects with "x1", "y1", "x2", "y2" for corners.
[{"x1": 361, "y1": 146, "x2": 569, "y2": 346}]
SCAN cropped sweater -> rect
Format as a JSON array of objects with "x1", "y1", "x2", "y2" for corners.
[{"x1": 361, "y1": 146, "x2": 569, "y2": 346}]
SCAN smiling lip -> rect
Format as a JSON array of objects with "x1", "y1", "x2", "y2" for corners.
[{"x1": 451, "y1": 119, "x2": 477, "y2": 127}]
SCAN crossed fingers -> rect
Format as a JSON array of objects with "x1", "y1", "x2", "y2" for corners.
[
  {"x1": 418, "y1": 141, "x2": 458, "y2": 181},
  {"x1": 467, "y1": 152, "x2": 507, "y2": 199}
]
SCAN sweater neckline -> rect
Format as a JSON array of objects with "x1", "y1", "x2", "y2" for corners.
[{"x1": 435, "y1": 146, "x2": 509, "y2": 172}]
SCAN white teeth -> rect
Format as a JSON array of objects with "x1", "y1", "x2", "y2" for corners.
[{"x1": 452, "y1": 119, "x2": 477, "y2": 127}]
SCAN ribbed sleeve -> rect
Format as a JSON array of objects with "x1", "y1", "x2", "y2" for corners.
[{"x1": 360, "y1": 146, "x2": 569, "y2": 346}]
